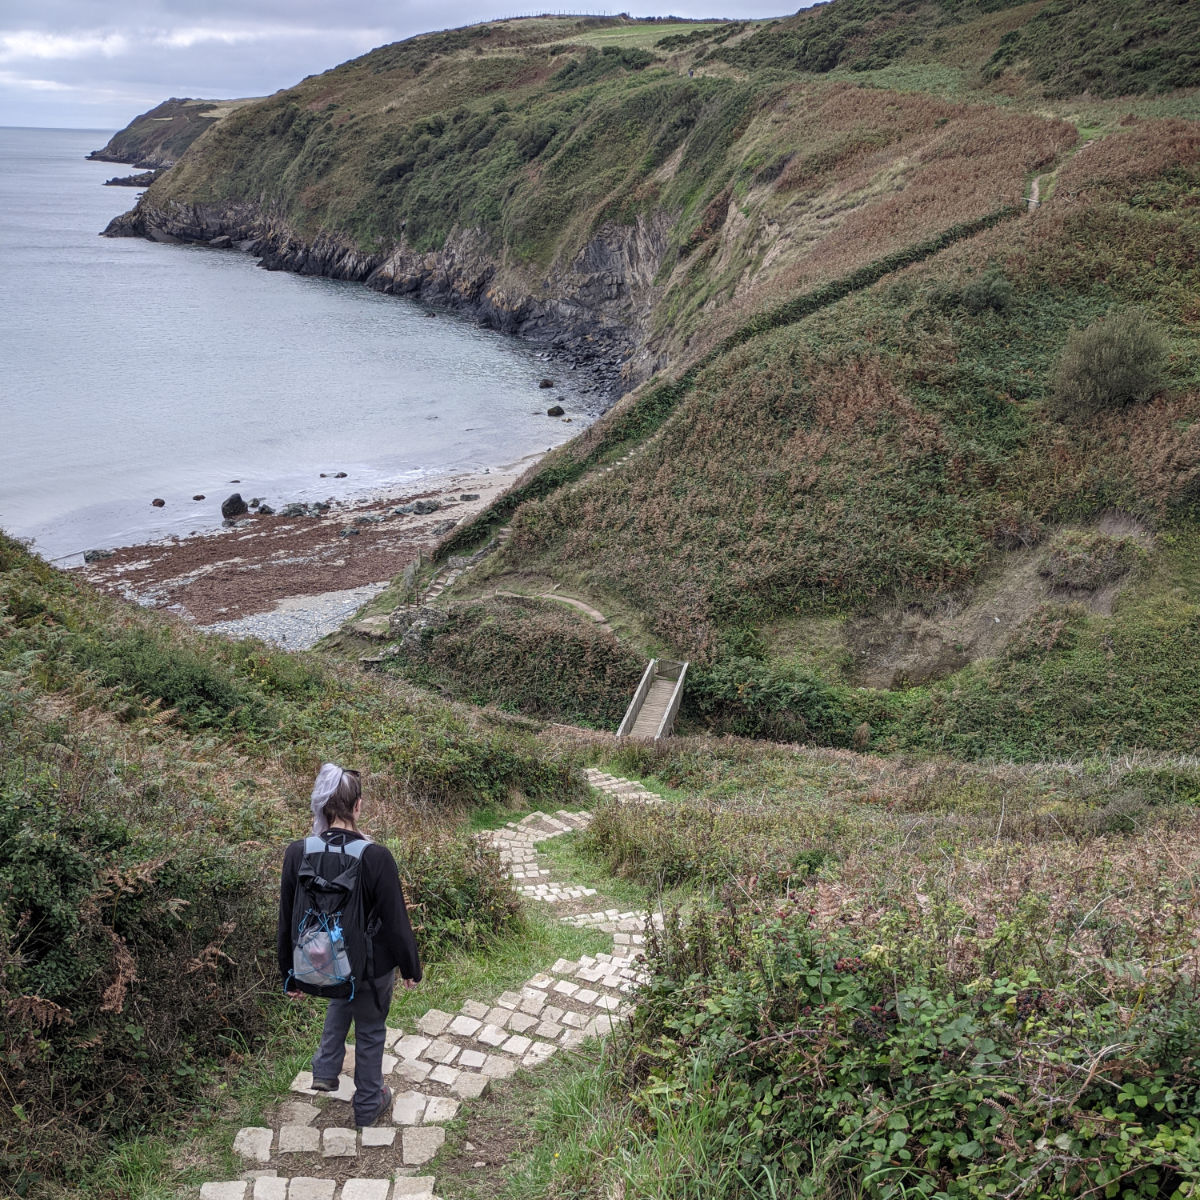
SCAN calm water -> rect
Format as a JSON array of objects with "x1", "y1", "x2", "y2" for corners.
[{"x1": 0, "y1": 127, "x2": 588, "y2": 561}]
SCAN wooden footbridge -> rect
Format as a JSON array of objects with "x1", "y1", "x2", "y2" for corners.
[{"x1": 617, "y1": 659, "x2": 688, "y2": 740}]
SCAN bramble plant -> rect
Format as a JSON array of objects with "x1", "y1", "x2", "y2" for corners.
[{"x1": 618, "y1": 898, "x2": 1200, "y2": 1199}]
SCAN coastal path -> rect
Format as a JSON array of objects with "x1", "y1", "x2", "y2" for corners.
[{"x1": 196, "y1": 769, "x2": 664, "y2": 1200}]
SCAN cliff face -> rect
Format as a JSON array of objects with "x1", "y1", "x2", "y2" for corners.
[
  {"x1": 106, "y1": 199, "x2": 673, "y2": 397},
  {"x1": 102, "y1": 12, "x2": 1084, "y2": 398}
]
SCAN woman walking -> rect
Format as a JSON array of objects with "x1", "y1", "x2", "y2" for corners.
[{"x1": 277, "y1": 763, "x2": 421, "y2": 1127}]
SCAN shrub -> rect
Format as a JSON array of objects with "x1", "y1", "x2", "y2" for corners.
[
  {"x1": 621, "y1": 898, "x2": 1200, "y2": 1199},
  {"x1": 959, "y1": 268, "x2": 1014, "y2": 315},
  {"x1": 65, "y1": 624, "x2": 274, "y2": 735},
  {"x1": 1051, "y1": 309, "x2": 1169, "y2": 419},
  {"x1": 685, "y1": 656, "x2": 851, "y2": 744},
  {"x1": 386, "y1": 597, "x2": 643, "y2": 728},
  {"x1": 390, "y1": 826, "x2": 523, "y2": 963},
  {"x1": 1038, "y1": 530, "x2": 1145, "y2": 590},
  {"x1": 0, "y1": 755, "x2": 275, "y2": 1190},
  {"x1": 580, "y1": 799, "x2": 835, "y2": 891}
]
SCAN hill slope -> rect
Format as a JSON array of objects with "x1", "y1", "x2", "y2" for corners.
[
  {"x1": 104, "y1": 6, "x2": 1200, "y2": 755},
  {"x1": 87, "y1": 96, "x2": 257, "y2": 169},
  {"x1": 0, "y1": 530, "x2": 580, "y2": 1191}
]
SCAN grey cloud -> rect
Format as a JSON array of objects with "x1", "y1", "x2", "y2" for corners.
[{"x1": 1, "y1": 1, "x2": 793, "y2": 128}]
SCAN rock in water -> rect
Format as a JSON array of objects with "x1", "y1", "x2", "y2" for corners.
[
  {"x1": 539, "y1": 378, "x2": 555, "y2": 388},
  {"x1": 151, "y1": 497, "x2": 165, "y2": 507},
  {"x1": 192, "y1": 494, "x2": 205, "y2": 501},
  {"x1": 83, "y1": 548, "x2": 114, "y2": 563},
  {"x1": 257, "y1": 503, "x2": 275, "y2": 515},
  {"x1": 221, "y1": 492, "x2": 249, "y2": 519},
  {"x1": 547, "y1": 405, "x2": 565, "y2": 417}
]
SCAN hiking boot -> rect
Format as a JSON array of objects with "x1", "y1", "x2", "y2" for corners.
[
  {"x1": 310, "y1": 1076, "x2": 339, "y2": 1092},
  {"x1": 356, "y1": 1084, "x2": 392, "y2": 1128}
]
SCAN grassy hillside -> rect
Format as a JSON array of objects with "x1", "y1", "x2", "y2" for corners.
[
  {"x1": 502, "y1": 130, "x2": 1200, "y2": 633},
  {"x1": 724, "y1": 0, "x2": 1200, "y2": 98},
  {"x1": 441, "y1": 119, "x2": 1200, "y2": 756},
  {"x1": 117, "y1": 6, "x2": 1200, "y2": 756},
  {"x1": 0, "y1": 532, "x2": 584, "y2": 1194},
  {"x1": 87, "y1": 97, "x2": 255, "y2": 168}
]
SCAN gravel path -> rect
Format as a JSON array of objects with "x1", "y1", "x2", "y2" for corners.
[{"x1": 200, "y1": 581, "x2": 390, "y2": 649}]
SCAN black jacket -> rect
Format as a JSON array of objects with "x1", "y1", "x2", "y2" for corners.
[{"x1": 278, "y1": 830, "x2": 422, "y2": 988}]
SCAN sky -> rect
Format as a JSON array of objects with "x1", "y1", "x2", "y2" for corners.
[{"x1": 0, "y1": 1, "x2": 798, "y2": 131}]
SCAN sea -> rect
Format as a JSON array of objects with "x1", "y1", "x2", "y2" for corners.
[{"x1": 0, "y1": 126, "x2": 591, "y2": 563}]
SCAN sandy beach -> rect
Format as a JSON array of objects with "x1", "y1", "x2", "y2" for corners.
[{"x1": 77, "y1": 460, "x2": 533, "y2": 631}]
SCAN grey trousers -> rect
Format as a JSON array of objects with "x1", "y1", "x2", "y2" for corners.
[{"x1": 312, "y1": 972, "x2": 395, "y2": 1125}]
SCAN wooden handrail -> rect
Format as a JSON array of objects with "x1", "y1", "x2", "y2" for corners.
[{"x1": 617, "y1": 659, "x2": 658, "y2": 737}]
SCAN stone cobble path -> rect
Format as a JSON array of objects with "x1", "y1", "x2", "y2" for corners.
[{"x1": 199, "y1": 770, "x2": 660, "y2": 1200}]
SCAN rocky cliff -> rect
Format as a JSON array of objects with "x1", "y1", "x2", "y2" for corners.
[{"x1": 105, "y1": 199, "x2": 672, "y2": 401}]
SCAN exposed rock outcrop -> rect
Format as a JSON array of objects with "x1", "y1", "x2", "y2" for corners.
[
  {"x1": 104, "y1": 170, "x2": 160, "y2": 187},
  {"x1": 103, "y1": 200, "x2": 674, "y2": 402},
  {"x1": 221, "y1": 492, "x2": 249, "y2": 519}
]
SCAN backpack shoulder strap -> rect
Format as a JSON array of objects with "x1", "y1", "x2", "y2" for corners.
[{"x1": 306, "y1": 833, "x2": 372, "y2": 859}]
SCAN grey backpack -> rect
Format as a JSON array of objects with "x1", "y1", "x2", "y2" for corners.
[{"x1": 285, "y1": 832, "x2": 373, "y2": 999}]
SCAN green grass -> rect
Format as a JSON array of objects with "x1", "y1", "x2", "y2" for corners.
[
  {"x1": 386, "y1": 908, "x2": 610, "y2": 1032},
  {"x1": 892, "y1": 522, "x2": 1200, "y2": 760},
  {"x1": 563, "y1": 22, "x2": 729, "y2": 50},
  {"x1": 826, "y1": 60, "x2": 968, "y2": 96},
  {"x1": 535, "y1": 830, "x2": 674, "y2": 911}
]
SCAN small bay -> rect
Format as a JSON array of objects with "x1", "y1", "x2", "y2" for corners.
[{"x1": 0, "y1": 126, "x2": 588, "y2": 561}]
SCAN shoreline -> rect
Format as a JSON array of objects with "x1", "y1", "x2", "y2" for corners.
[{"x1": 77, "y1": 459, "x2": 534, "y2": 628}]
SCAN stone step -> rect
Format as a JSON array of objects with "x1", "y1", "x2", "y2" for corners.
[
  {"x1": 516, "y1": 882, "x2": 598, "y2": 902},
  {"x1": 200, "y1": 1177, "x2": 438, "y2": 1199},
  {"x1": 212, "y1": 799, "x2": 646, "y2": 1200}
]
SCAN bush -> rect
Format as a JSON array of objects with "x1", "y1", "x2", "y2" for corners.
[
  {"x1": 580, "y1": 799, "x2": 834, "y2": 891},
  {"x1": 390, "y1": 826, "x2": 523, "y2": 963},
  {"x1": 0, "y1": 756, "x2": 275, "y2": 1190},
  {"x1": 1051, "y1": 309, "x2": 1169, "y2": 418},
  {"x1": 685, "y1": 656, "x2": 851, "y2": 744},
  {"x1": 621, "y1": 899, "x2": 1200, "y2": 1199},
  {"x1": 959, "y1": 268, "x2": 1014, "y2": 315},
  {"x1": 66, "y1": 624, "x2": 274, "y2": 735},
  {"x1": 386, "y1": 597, "x2": 643, "y2": 728},
  {"x1": 1038, "y1": 530, "x2": 1145, "y2": 590}
]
